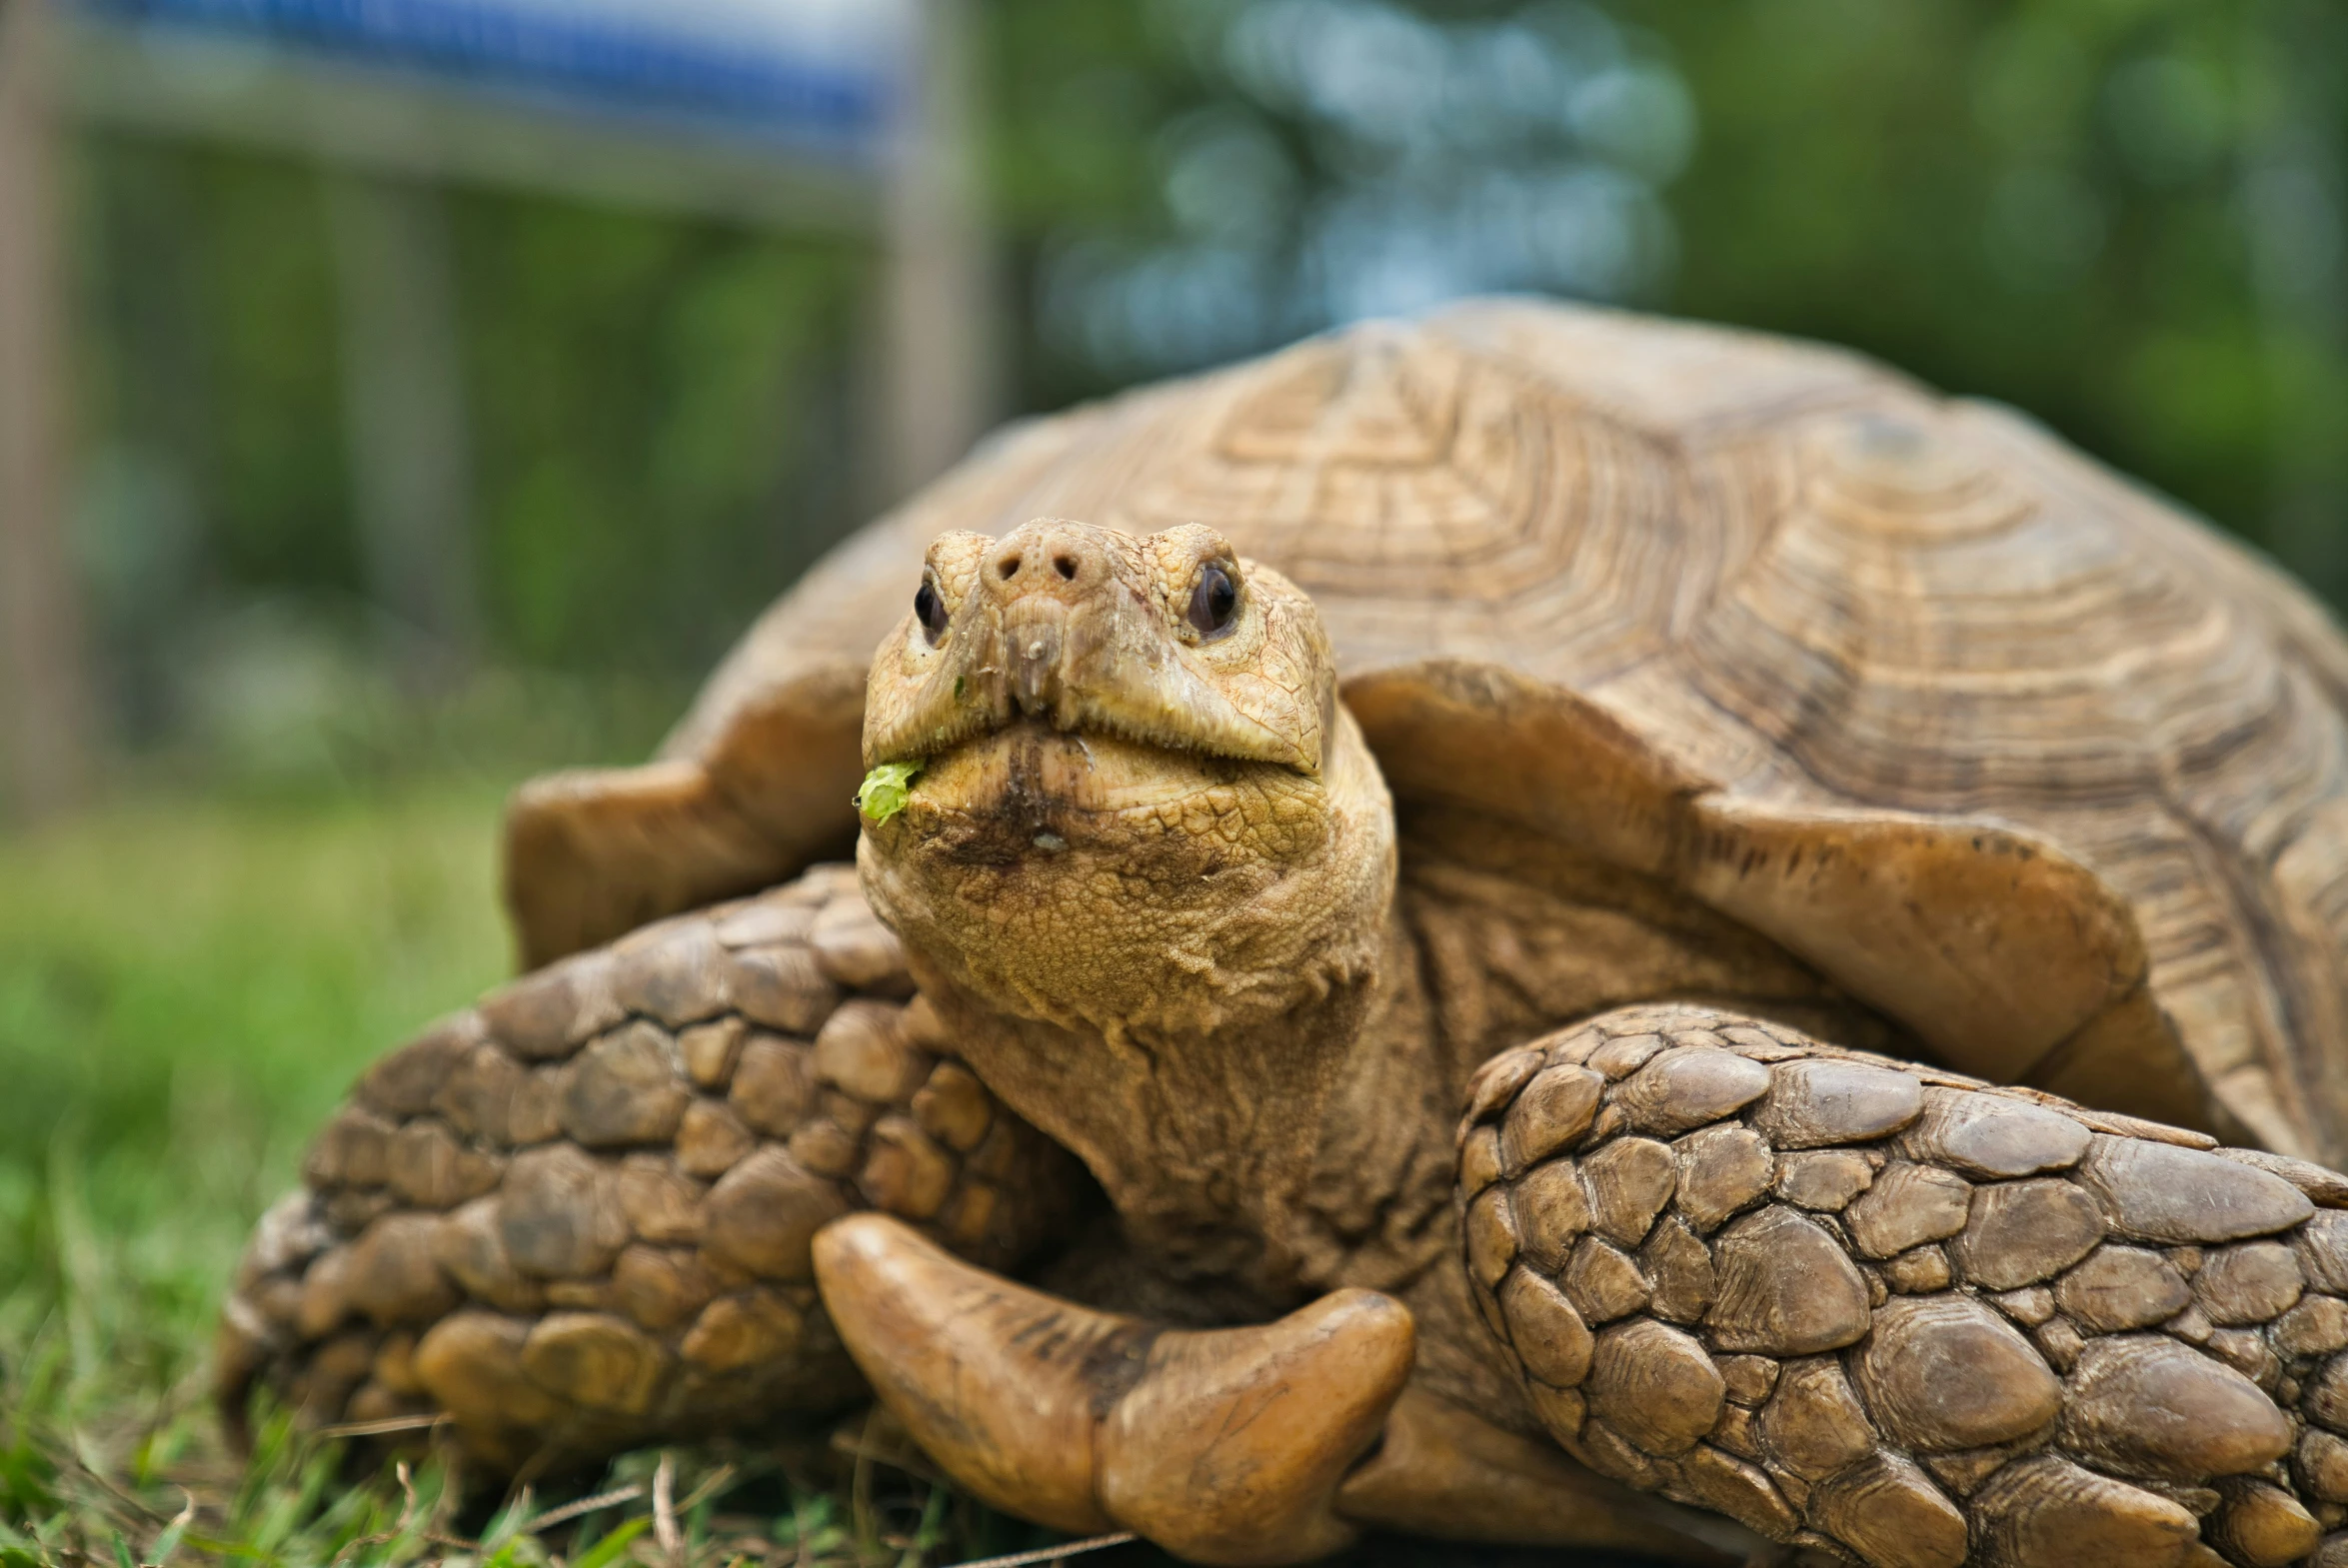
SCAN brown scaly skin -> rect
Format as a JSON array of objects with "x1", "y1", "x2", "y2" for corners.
[
  {"x1": 217, "y1": 868, "x2": 1085, "y2": 1473},
  {"x1": 228, "y1": 517, "x2": 2348, "y2": 1566},
  {"x1": 1466, "y1": 1005, "x2": 2348, "y2": 1568}
]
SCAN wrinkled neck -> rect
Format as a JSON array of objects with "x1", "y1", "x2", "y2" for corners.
[
  {"x1": 1288, "y1": 907, "x2": 1459, "y2": 1293},
  {"x1": 909, "y1": 942, "x2": 1384, "y2": 1304}
]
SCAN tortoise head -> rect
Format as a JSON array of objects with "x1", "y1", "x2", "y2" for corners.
[{"x1": 856, "y1": 517, "x2": 1395, "y2": 1044}]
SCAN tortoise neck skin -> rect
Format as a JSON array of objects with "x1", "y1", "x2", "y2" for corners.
[{"x1": 856, "y1": 519, "x2": 1405, "y2": 1300}]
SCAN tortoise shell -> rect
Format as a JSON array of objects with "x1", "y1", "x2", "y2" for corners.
[{"x1": 507, "y1": 300, "x2": 2348, "y2": 1164}]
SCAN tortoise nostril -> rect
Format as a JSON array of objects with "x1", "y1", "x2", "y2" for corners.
[
  {"x1": 998, "y1": 556, "x2": 1022, "y2": 580},
  {"x1": 1053, "y1": 555, "x2": 1078, "y2": 581}
]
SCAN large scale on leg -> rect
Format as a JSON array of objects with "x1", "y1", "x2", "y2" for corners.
[
  {"x1": 1466, "y1": 1005, "x2": 2348, "y2": 1567},
  {"x1": 232, "y1": 300, "x2": 2348, "y2": 1564}
]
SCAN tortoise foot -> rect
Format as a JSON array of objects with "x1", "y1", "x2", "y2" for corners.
[
  {"x1": 813, "y1": 1214, "x2": 1415, "y2": 1567},
  {"x1": 1461, "y1": 1003, "x2": 2348, "y2": 1568}
]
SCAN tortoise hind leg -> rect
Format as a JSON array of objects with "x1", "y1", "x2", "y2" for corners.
[
  {"x1": 217, "y1": 864, "x2": 1081, "y2": 1474},
  {"x1": 1462, "y1": 1003, "x2": 2347, "y2": 1568}
]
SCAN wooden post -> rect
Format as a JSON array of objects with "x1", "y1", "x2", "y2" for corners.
[
  {"x1": 0, "y1": 0, "x2": 98, "y2": 819},
  {"x1": 324, "y1": 170, "x2": 479, "y2": 689},
  {"x1": 875, "y1": 0, "x2": 1001, "y2": 506},
  {"x1": 2241, "y1": 0, "x2": 2348, "y2": 605}
]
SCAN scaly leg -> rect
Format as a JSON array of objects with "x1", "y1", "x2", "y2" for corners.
[
  {"x1": 1463, "y1": 1002, "x2": 2348, "y2": 1568},
  {"x1": 218, "y1": 864, "x2": 1081, "y2": 1473},
  {"x1": 812, "y1": 1214, "x2": 1415, "y2": 1567}
]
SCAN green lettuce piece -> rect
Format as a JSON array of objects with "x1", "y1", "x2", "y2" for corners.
[{"x1": 856, "y1": 760, "x2": 924, "y2": 823}]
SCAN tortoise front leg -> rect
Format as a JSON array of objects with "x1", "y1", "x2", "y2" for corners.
[
  {"x1": 1463, "y1": 1003, "x2": 2345, "y2": 1568},
  {"x1": 811, "y1": 1214, "x2": 1415, "y2": 1566},
  {"x1": 217, "y1": 864, "x2": 1080, "y2": 1473}
]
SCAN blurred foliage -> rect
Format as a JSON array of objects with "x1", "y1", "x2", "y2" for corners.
[
  {"x1": 995, "y1": 0, "x2": 1693, "y2": 387},
  {"x1": 71, "y1": 142, "x2": 864, "y2": 778},
  {"x1": 63, "y1": 0, "x2": 2348, "y2": 788},
  {"x1": 1655, "y1": 0, "x2": 2347, "y2": 600},
  {"x1": 990, "y1": 0, "x2": 2345, "y2": 596},
  {"x1": 457, "y1": 202, "x2": 861, "y2": 678}
]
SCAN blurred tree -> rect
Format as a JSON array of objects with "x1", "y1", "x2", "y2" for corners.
[
  {"x1": 991, "y1": 0, "x2": 1693, "y2": 401},
  {"x1": 454, "y1": 196, "x2": 861, "y2": 678},
  {"x1": 72, "y1": 139, "x2": 864, "y2": 768},
  {"x1": 59, "y1": 0, "x2": 2348, "y2": 781},
  {"x1": 1646, "y1": 0, "x2": 2348, "y2": 598},
  {"x1": 985, "y1": 0, "x2": 2347, "y2": 598}
]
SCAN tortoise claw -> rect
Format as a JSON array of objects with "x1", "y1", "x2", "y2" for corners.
[
  {"x1": 813, "y1": 1214, "x2": 1415, "y2": 1565},
  {"x1": 1095, "y1": 1285, "x2": 1418, "y2": 1563}
]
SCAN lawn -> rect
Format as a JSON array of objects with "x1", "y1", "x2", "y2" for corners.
[{"x1": 0, "y1": 786, "x2": 502, "y2": 1563}]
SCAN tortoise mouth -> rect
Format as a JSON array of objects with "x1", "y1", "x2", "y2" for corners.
[
  {"x1": 866, "y1": 655, "x2": 1325, "y2": 781},
  {"x1": 869, "y1": 685, "x2": 1319, "y2": 782},
  {"x1": 900, "y1": 718, "x2": 1299, "y2": 816},
  {"x1": 859, "y1": 719, "x2": 1317, "y2": 871}
]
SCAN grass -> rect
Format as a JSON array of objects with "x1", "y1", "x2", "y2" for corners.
[
  {"x1": 0, "y1": 785, "x2": 488, "y2": 1564},
  {"x1": 0, "y1": 785, "x2": 1082, "y2": 1568}
]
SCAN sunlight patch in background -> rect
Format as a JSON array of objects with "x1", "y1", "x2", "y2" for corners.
[{"x1": 1041, "y1": 0, "x2": 1695, "y2": 376}]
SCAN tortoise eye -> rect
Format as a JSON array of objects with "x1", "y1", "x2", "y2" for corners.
[
  {"x1": 915, "y1": 579, "x2": 950, "y2": 645},
  {"x1": 1187, "y1": 564, "x2": 1239, "y2": 639}
]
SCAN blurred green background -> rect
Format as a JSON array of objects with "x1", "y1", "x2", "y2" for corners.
[
  {"x1": 1, "y1": 0, "x2": 2344, "y2": 1558},
  {"x1": 55, "y1": 0, "x2": 2348, "y2": 784},
  {"x1": 41, "y1": 0, "x2": 2348, "y2": 774}
]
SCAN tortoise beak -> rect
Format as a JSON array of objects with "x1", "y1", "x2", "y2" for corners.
[{"x1": 812, "y1": 1214, "x2": 1414, "y2": 1565}]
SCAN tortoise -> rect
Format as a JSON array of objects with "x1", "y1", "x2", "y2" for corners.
[{"x1": 223, "y1": 299, "x2": 2348, "y2": 1568}]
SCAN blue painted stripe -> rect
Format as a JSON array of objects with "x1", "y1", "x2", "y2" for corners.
[{"x1": 81, "y1": 0, "x2": 897, "y2": 151}]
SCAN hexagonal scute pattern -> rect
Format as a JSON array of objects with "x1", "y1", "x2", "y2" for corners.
[
  {"x1": 1460, "y1": 1003, "x2": 2348, "y2": 1568},
  {"x1": 217, "y1": 864, "x2": 1081, "y2": 1472}
]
